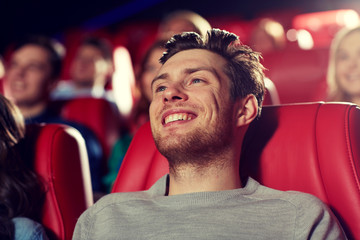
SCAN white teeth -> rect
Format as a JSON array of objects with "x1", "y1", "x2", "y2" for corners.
[{"x1": 165, "y1": 113, "x2": 193, "y2": 124}]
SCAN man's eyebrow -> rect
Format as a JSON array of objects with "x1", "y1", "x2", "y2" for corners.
[
  {"x1": 151, "y1": 73, "x2": 168, "y2": 89},
  {"x1": 185, "y1": 67, "x2": 222, "y2": 80},
  {"x1": 151, "y1": 66, "x2": 222, "y2": 89}
]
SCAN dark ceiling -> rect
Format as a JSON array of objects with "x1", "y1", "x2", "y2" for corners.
[{"x1": 0, "y1": 0, "x2": 359, "y2": 54}]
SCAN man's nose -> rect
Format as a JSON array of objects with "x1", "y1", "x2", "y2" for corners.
[{"x1": 163, "y1": 85, "x2": 188, "y2": 103}]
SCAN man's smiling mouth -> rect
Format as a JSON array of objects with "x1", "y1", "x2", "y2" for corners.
[{"x1": 164, "y1": 113, "x2": 195, "y2": 125}]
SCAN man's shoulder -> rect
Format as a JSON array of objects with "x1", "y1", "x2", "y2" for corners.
[
  {"x1": 249, "y1": 179, "x2": 328, "y2": 211},
  {"x1": 250, "y1": 180, "x2": 324, "y2": 206},
  {"x1": 86, "y1": 191, "x2": 151, "y2": 214}
]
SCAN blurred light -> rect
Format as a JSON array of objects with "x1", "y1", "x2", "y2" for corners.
[
  {"x1": 112, "y1": 47, "x2": 135, "y2": 116},
  {"x1": 0, "y1": 61, "x2": 4, "y2": 78},
  {"x1": 336, "y1": 10, "x2": 360, "y2": 28},
  {"x1": 286, "y1": 29, "x2": 298, "y2": 42},
  {"x1": 297, "y1": 30, "x2": 314, "y2": 50},
  {"x1": 293, "y1": 9, "x2": 360, "y2": 30},
  {"x1": 265, "y1": 21, "x2": 284, "y2": 38},
  {"x1": 307, "y1": 18, "x2": 321, "y2": 32}
]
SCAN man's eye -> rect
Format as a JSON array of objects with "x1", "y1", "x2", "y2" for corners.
[
  {"x1": 156, "y1": 86, "x2": 167, "y2": 92},
  {"x1": 192, "y1": 79, "x2": 203, "y2": 84}
]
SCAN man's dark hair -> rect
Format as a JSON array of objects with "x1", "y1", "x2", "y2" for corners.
[
  {"x1": 160, "y1": 28, "x2": 265, "y2": 116},
  {"x1": 81, "y1": 37, "x2": 113, "y2": 62},
  {"x1": 13, "y1": 35, "x2": 65, "y2": 80}
]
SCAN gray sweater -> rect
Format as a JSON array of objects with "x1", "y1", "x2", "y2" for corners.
[{"x1": 73, "y1": 175, "x2": 346, "y2": 239}]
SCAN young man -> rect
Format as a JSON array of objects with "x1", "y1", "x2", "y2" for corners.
[
  {"x1": 73, "y1": 29, "x2": 346, "y2": 239},
  {"x1": 50, "y1": 37, "x2": 114, "y2": 100},
  {"x1": 3, "y1": 36, "x2": 64, "y2": 120},
  {"x1": 2, "y1": 36, "x2": 103, "y2": 193}
]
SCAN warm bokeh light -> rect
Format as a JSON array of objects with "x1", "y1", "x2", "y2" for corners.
[
  {"x1": 292, "y1": 9, "x2": 360, "y2": 48},
  {"x1": 297, "y1": 29, "x2": 314, "y2": 50},
  {"x1": 286, "y1": 29, "x2": 298, "y2": 42},
  {"x1": 338, "y1": 9, "x2": 360, "y2": 28},
  {"x1": 112, "y1": 46, "x2": 135, "y2": 116},
  {"x1": 0, "y1": 60, "x2": 4, "y2": 79}
]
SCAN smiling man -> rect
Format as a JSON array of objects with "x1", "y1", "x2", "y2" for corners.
[
  {"x1": 2, "y1": 36, "x2": 104, "y2": 193},
  {"x1": 73, "y1": 29, "x2": 346, "y2": 239}
]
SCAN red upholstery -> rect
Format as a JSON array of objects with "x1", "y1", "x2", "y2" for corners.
[
  {"x1": 24, "y1": 124, "x2": 93, "y2": 240},
  {"x1": 112, "y1": 102, "x2": 360, "y2": 239},
  {"x1": 262, "y1": 47, "x2": 329, "y2": 104},
  {"x1": 51, "y1": 98, "x2": 123, "y2": 160}
]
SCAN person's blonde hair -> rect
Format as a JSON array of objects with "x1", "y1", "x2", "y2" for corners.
[{"x1": 327, "y1": 25, "x2": 360, "y2": 101}]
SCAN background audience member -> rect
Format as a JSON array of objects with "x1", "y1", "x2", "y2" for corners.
[
  {"x1": 0, "y1": 93, "x2": 48, "y2": 240},
  {"x1": 3, "y1": 35, "x2": 64, "y2": 121},
  {"x1": 157, "y1": 10, "x2": 212, "y2": 41},
  {"x1": 51, "y1": 36, "x2": 114, "y2": 101},
  {"x1": 2, "y1": 35, "x2": 103, "y2": 194},
  {"x1": 131, "y1": 40, "x2": 166, "y2": 131},
  {"x1": 327, "y1": 25, "x2": 360, "y2": 105},
  {"x1": 102, "y1": 40, "x2": 166, "y2": 192},
  {"x1": 249, "y1": 18, "x2": 286, "y2": 55}
]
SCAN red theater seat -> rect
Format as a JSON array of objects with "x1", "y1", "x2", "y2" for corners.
[
  {"x1": 51, "y1": 97, "x2": 123, "y2": 161},
  {"x1": 262, "y1": 47, "x2": 329, "y2": 104},
  {"x1": 24, "y1": 124, "x2": 93, "y2": 240},
  {"x1": 112, "y1": 102, "x2": 360, "y2": 239}
]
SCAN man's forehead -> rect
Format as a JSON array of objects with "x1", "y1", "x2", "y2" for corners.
[
  {"x1": 13, "y1": 44, "x2": 50, "y2": 62},
  {"x1": 158, "y1": 49, "x2": 227, "y2": 74},
  {"x1": 152, "y1": 49, "x2": 228, "y2": 88}
]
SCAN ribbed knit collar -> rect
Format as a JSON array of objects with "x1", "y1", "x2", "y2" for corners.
[{"x1": 146, "y1": 175, "x2": 260, "y2": 206}]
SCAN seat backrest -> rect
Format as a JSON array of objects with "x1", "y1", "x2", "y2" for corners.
[
  {"x1": 51, "y1": 98, "x2": 123, "y2": 160},
  {"x1": 23, "y1": 124, "x2": 93, "y2": 240},
  {"x1": 263, "y1": 77, "x2": 280, "y2": 105},
  {"x1": 112, "y1": 102, "x2": 360, "y2": 239},
  {"x1": 262, "y1": 47, "x2": 329, "y2": 104}
]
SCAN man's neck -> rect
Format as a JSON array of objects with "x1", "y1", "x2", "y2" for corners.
[
  {"x1": 168, "y1": 159, "x2": 242, "y2": 196},
  {"x1": 18, "y1": 102, "x2": 48, "y2": 119}
]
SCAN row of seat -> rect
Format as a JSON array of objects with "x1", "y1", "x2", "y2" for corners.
[{"x1": 28, "y1": 101, "x2": 360, "y2": 239}]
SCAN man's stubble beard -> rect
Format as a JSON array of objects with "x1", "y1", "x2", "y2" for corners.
[{"x1": 152, "y1": 107, "x2": 235, "y2": 174}]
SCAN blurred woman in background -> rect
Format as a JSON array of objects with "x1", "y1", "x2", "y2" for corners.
[{"x1": 327, "y1": 25, "x2": 360, "y2": 105}]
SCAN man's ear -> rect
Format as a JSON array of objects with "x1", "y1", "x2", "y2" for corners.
[{"x1": 235, "y1": 94, "x2": 258, "y2": 127}]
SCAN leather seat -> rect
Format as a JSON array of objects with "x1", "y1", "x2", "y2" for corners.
[
  {"x1": 112, "y1": 102, "x2": 360, "y2": 239},
  {"x1": 23, "y1": 124, "x2": 93, "y2": 240},
  {"x1": 51, "y1": 97, "x2": 124, "y2": 165}
]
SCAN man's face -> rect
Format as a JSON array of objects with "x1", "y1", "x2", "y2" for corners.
[
  {"x1": 149, "y1": 49, "x2": 237, "y2": 165},
  {"x1": 3, "y1": 44, "x2": 53, "y2": 107},
  {"x1": 70, "y1": 44, "x2": 109, "y2": 87}
]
